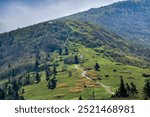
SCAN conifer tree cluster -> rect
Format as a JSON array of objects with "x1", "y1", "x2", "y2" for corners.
[
  {"x1": 47, "y1": 64, "x2": 57, "y2": 90},
  {"x1": 143, "y1": 80, "x2": 150, "y2": 99},
  {"x1": 113, "y1": 78, "x2": 138, "y2": 98},
  {"x1": 0, "y1": 79, "x2": 24, "y2": 100}
]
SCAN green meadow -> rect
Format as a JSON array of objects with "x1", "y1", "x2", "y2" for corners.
[{"x1": 23, "y1": 44, "x2": 149, "y2": 100}]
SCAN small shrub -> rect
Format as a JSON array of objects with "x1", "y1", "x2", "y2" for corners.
[
  {"x1": 105, "y1": 74, "x2": 110, "y2": 77},
  {"x1": 113, "y1": 69, "x2": 117, "y2": 72}
]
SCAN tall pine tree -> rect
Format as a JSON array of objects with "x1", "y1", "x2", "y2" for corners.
[
  {"x1": 143, "y1": 80, "x2": 150, "y2": 98},
  {"x1": 47, "y1": 76, "x2": 57, "y2": 90},
  {"x1": 130, "y1": 82, "x2": 138, "y2": 96},
  {"x1": 65, "y1": 47, "x2": 69, "y2": 55},
  {"x1": 74, "y1": 55, "x2": 79, "y2": 64},
  {"x1": 35, "y1": 60, "x2": 39, "y2": 72},
  {"x1": 115, "y1": 78, "x2": 128, "y2": 97},
  {"x1": 35, "y1": 72, "x2": 41, "y2": 84},
  {"x1": 94, "y1": 63, "x2": 100, "y2": 71},
  {"x1": 53, "y1": 65, "x2": 57, "y2": 75}
]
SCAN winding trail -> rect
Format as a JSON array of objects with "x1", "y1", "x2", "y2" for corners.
[{"x1": 75, "y1": 65, "x2": 115, "y2": 95}]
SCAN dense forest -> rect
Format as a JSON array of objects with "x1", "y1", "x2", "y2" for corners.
[{"x1": 67, "y1": 0, "x2": 150, "y2": 47}]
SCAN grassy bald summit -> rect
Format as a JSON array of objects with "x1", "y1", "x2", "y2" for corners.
[
  {"x1": 0, "y1": 16, "x2": 150, "y2": 99},
  {"x1": 67, "y1": 0, "x2": 150, "y2": 47}
]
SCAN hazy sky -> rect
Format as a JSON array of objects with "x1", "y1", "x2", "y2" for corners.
[{"x1": 0, "y1": 0, "x2": 125, "y2": 33}]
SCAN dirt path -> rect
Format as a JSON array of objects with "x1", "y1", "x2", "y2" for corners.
[
  {"x1": 75, "y1": 65, "x2": 115, "y2": 95},
  {"x1": 99, "y1": 82, "x2": 115, "y2": 95}
]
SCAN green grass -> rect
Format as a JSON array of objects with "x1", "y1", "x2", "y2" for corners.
[{"x1": 23, "y1": 44, "x2": 150, "y2": 100}]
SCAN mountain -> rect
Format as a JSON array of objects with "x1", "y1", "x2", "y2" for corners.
[
  {"x1": 0, "y1": 20, "x2": 146, "y2": 78},
  {"x1": 1, "y1": 19, "x2": 149, "y2": 80},
  {"x1": 66, "y1": 0, "x2": 150, "y2": 47},
  {"x1": 0, "y1": 1, "x2": 150, "y2": 100}
]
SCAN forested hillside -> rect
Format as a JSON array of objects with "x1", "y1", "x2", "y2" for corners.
[
  {"x1": 0, "y1": 20, "x2": 149, "y2": 81},
  {"x1": 67, "y1": 0, "x2": 150, "y2": 47}
]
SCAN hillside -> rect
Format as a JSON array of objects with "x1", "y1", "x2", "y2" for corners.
[
  {"x1": 0, "y1": 19, "x2": 150, "y2": 100},
  {"x1": 0, "y1": 19, "x2": 149, "y2": 80},
  {"x1": 23, "y1": 44, "x2": 150, "y2": 100},
  {"x1": 67, "y1": 0, "x2": 150, "y2": 47}
]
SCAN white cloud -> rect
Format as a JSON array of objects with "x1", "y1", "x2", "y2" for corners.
[{"x1": 0, "y1": 0, "x2": 125, "y2": 33}]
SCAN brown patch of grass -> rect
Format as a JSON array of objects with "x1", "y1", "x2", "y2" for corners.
[
  {"x1": 76, "y1": 76, "x2": 98, "y2": 88},
  {"x1": 54, "y1": 94, "x2": 65, "y2": 98},
  {"x1": 57, "y1": 83, "x2": 68, "y2": 88},
  {"x1": 68, "y1": 87, "x2": 84, "y2": 93},
  {"x1": 86, "y1": 70, "x2": 102, "y2": 80}
]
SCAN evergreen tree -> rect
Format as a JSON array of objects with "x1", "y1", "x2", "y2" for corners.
[
  {"x1": 117, "y1": 78, "x2": 128, "y2": 97},
  {"x1": 143, "y1": 80, "x2": 150, "y2": 98},
  {"x1": 74, "y1": 55, "x2": 79, "y2": 64},
  {"x1": 45, "y1": 65, "x2": 51, "y2": 81},
  {"x1": 18, "y1": 77, "x2": 23, "y2": 87},
  {"x1": 113, "y1": 90, "x2": 119, "y2": 97},
  {"x1": 22, "y1": 89, "x2": 25, "y2": 95},
  {"x1": 4, "y1": 82, "x2": 8, "y2": 89},
  {"x1": 35, "y1": 60, "x2": 39, "y2": 72},
  {"x1": 79, "y1": 95, "x2": 83, "y2": 100},
  {"x1": 126, "y1": 83, "x2": 131, "y2": 95},
  {"x1": 14, "y1": 91, "x2": 20, "y2": 100},
  {"x1": 45, "y1": 70, "x2": 50, "y2": 81},
  {"x1": 94, "y1": 63, "x2": 100, "y2": 71},
  {"x1": 12, "y1": 69, "x2": 15, "y2": 77},
  {"x1": 130, "y1": 82, "x2": 138, "y2": 96},
  {"x1": 36, "y1": 52, "x2": 41, "y2": 60},
  {"x1": 26, "y1": 75, "x2": 31, "y2": 85},
  {"x1": 58, "y1": 48, "x2": 62, "y2": 55},
  {"x1": 0, "y1": 80, "x2": 24, "y2": 100},
  {"x1": 65, "y1": 47, "x2": 69, "y2": 55},
  {"x1": 7, "y1": 86, "x2": 13, "y2": 100},
  {"x1": 12, "y1": 80, "x2": 19, "y2": 92},
  {"x1": 53, "y1": 65, "x2": 57, "y2": 75},
  {"x1": 47, "y1": 76, "x2": 57, "y2": 89},
  {"x1": 0, "y1": 88, "x2": 5, "y2": 100},
  {"x1": 20, "y1": 96, "x2": 25, "y2": 100},
  {"x1": 35, "y1": 72, "x2": 41, "y2": 84}
]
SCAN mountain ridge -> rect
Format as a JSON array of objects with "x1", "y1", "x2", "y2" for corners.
[
  {"x1": 66, "y1": 0, "x2": 150, "y2": 47},
  {"x1": 0, "y1": 19, "x2": 150, "y2": 81}
]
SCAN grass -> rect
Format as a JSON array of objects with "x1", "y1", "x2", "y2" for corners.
[{"x1": 23, "y1": 44, "x2": 150, "y2": 100}]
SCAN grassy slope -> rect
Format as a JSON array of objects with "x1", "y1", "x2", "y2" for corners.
[{"x1": 23, "y1": 44, "x2": 150, "y2": 100}]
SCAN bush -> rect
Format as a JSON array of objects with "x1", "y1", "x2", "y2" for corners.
[{"x1": 105, "y1": 74, "x2": 110, "y2": 77}]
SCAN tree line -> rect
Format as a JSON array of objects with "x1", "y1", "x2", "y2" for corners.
[{"x1": 112, "y1": 78, "x2": 150, "y2": 99}]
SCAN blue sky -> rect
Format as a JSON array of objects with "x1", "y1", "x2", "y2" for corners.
[{"x1": 0, "y1": 0, "x2": 125, "y2": 33}]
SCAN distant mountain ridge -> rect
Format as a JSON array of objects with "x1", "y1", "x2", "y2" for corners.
[{"x1": 66, "y1": 0, "x2": 150, "y2": 47}]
